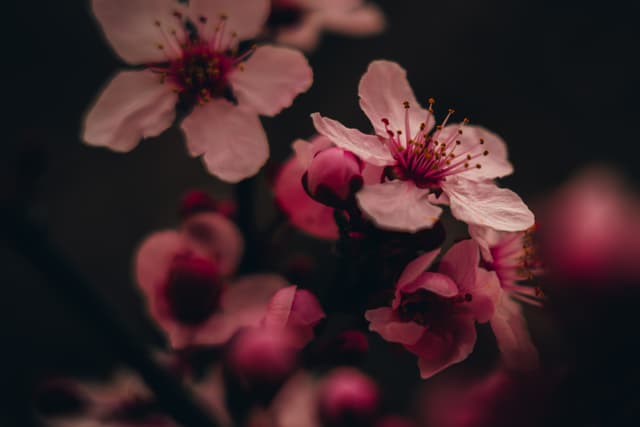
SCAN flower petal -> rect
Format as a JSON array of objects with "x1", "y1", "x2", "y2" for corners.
[
  {"x1": 134, "y1": 230, "x2": 184, "y2": 294},
  {"x1": 321, "y1": 4, "x2": 386, "y2": 36},
  {"x1": 83, "y1": 70, "x2": 177, "y2": 152},
  {"x1": 311, "y1": 113, "x2": 395, "y2": 166},
  {"x1": 193, "y1": 274, "x2": 288, "y2": 345},
  {"x1": 358, "y1": 60, "x2": 432, "y2": 137},
  {"x1": 468, "y1": 224, "x2": 504, "y2": 263},
  {"x1": 263, "y1": 285, "x2": 298, "y2": 330},
  {"x1": 438, "y1": 239, "x2": 480, "y2": 292},
  {"x1": 275, "y1": 16, "x2": 323, "y2": 52},
  {"x1": 292, "y1": 136, "x2": 334, "y2": 168},
  {"x1": 230, "y1": 45, "x2": 313, "y2": 117},
  {"x1": 356, "y1": 181, "x2": 442, "y2": 233},
  {"x1": 396, "y1": 249, "x2": 441, "y2": 289},
  {"x1": 180, "y1": 212, "x2": 244, "y2": 277},
  {"x1": 189, "y1": 0, "x2": 270, "y2": 41},
  {"x1": 407, "y1": 316, "x2": 477, "y2": 379},
  {"x1": 181, "y1": 99, "x2": 268, "y2": 182},
  {"x1": 400, "y1": 272, "x2": 460, "y2": 298},
  {"x1": 437, "y1": 125, "x2": 513, "y2": 181},
  {"x1": 274, "y1": 151, "x2": 339, "y2": 240},
  {"x1": 442, "y1": 178, "x2": 535, "y2": 232},
  {"x1": 91, "y1": 0, "x2": 184, "y2": 64},
  {"x1": 365, "y1": 308, "x2": 424, "y2": 345},
  {"x1": 491, "y1": 295, "x2": 539, "y2": 371}
]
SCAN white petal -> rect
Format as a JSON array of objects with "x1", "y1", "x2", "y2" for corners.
[
  {"x1": 181, "y1": 100, "x2": 268, "y2": 183},
  {"x1": 356, "y1": 181, "x2": 443, "y2": 233},
  {"x1": 229, "y1": 46, "x2": 313, "y2": 117},
  {"x1": 358, "y1": 60, "x2": 432, "y2": 136},
  {"x1": 311, "y1": 113, "x2": 394, "y2": 166},
  {"x1": 83, "y1": 70, "x2": 177, "y2": 152},
  {"x1": 91, "y1": 0, "x2": 184, "y2": 64},
  {"x1": 443, "y1": 178, "x2": 535, "y2": 232}
]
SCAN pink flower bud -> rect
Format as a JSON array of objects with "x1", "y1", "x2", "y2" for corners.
[
  {"x1": 304, "y1": 147, "x2": 363, "y2": 207},
  {"x1": 164, "y1": 253, "x2": 223, "y2": 326},
  {"x1": 317, "y1": 368, "x2": 380, "y2": 427},
  {"x1": 179, "y1": 189, "x2": 218, "y2": 219},
  {"x1": 224, "y1": 328, "x2": 299, "y2": 402}
]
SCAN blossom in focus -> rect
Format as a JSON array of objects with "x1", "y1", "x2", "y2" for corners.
[
  {"x1": 262, "y1": 285, "x2": 326, "y2": 347},
  {"x1": 265, "y1": 0, "x2": 385, "y2": 51},
  {"x1": 469, "y1": 225, "x2": 541, "y2": 370},
  {"x1": 539, "y1": 167, "x2": 640, "y2": 284},
  {"x1": 365, "y1": 240, "x2": 501, "y2": 378},
  {"x1": 135, "y1": 210, "x2": 287, "y2": 349},
  {"x1": 274, "y1": 136, "x2": 340, "y2": 240},
  {"x1": 85, "y1": 0, "x2": 313, "y2": 182},
  {"x1": 312, "y1": 60, "x2": 534, "y2": 233}
]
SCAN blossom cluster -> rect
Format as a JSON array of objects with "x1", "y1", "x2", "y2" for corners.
[{"x1": 33, "y1": 1, "x2": 640, "y2": 427}]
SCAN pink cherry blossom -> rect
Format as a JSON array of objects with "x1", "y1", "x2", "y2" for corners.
[
  {"x1": 85, "y1": 0, "x2": 313, "y2": 182},
  {"x1": 311, "y1": 60, "x2": 534, "y2": 233},
  {"x1": 365, "y1": 240, "x2": 501, "y2": 378},
  {"x1": 265, "y1": 0, "x2": 385, "y2": 51},
  {"x1": 134, "y1": 212, "x2": 287, "y2": 349},
  {"x1": 274, "y1": 136, "x2": 340, "y2": 240},
  {"x1": 262, "y1": 285, "x2": 326, "y2": 347},
  {"x1": 304, "y1": 147, "x2": 364, "y2": 207},
  {"x1": 540, "y1": 167, "x2": 640, "y2": 284}
]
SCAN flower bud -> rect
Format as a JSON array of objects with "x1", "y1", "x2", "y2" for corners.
[
  {"x1": 317, "y1": 368, "x2": 380, "y2": 427},
  {"x1": 164, "y1": 253, "x2": 223, "y2": 326},
  {"x1": 224, "y1": 328, "x2": 299, "y2": 404},
  {"x1": 303, "y1": 148, "x2": 363, "y2": 208}
]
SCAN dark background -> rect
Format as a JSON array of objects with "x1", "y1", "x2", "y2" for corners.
[{"x1": 3, "y1": 0, "x2": 640, "y2": 426}]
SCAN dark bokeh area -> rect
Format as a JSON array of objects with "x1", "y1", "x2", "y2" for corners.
[{"x1": 3, "y1": 0, "x2": 640, "y2": 426}]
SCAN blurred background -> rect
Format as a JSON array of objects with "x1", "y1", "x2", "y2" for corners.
[{"x1": 3, "y1": 0, "x2": 640, "y2": 426}]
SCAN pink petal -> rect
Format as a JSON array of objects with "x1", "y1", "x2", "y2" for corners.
[
  {"x1": 275, "y1": 16, "x2": 323, "y2": 52},
  {"x1": 273, "y1": 152, "x2": 339, "y2": 240},
  {"x1": 292, "y1": 136, "x2": 334, "y2": 168},
  {"x1": 272, "y1": 373, "x2": 321, "y2": 427},
  {"x1": 358, "y1": 60, "x2": 432, "y2": 137},
  {"x1": 468, "y1": 224, "x2": 504, "y2": 263},
  {"x1": 229, "y1": 45, "x2": 313, "y2": 117},
  {"x1": 134, "y1": 230, "x2": 184, "y2": 294},
  {"x1": 442, "y1": 177, "x2": 535, "y2": 232},
  {"x1": 438, "y1": 125, "x2": 513, "y2": 181},
  {"x1": 438, "y1": 239, "x2": 480, "y2": 292},
  {"x1": 356, "y1": 181, "x2": 442, "y2": 233},
  {"x1": 193, "y1": 274, "x2": 288, "y2": 345},
  {"x1": 311, "y1": 113, "x2": 395, "y2": 166},
  {"x1": 396, "y1": 249, "x2": 442, "y2": 289},
  {"x1": 180, "y1": 212, "x2": 244, "y2": 277},
  {"x1": 181, "y1": 100, "x2": 268, "y2": 182},
  {"x1": 407, "y1": 316, "x2": 477, "y2": 379},
  {"x1": 91, "y1": 0, "x2": 184, "y2": 64},
  {"x1": 263, "y1": 286, "x2": 298, "y2": 330},
  {"x1": 290, "y1": 289, "x2": 326, "y2": 327},
  {"x1": 189, "y1": 0, "x2": 270, "y2": 42},
  {"x1": 322, "y1": 4, "x2": 386, "y2": 36},
  {"x1": 400, "y1": 272, "x2": 460, "y2": 298},
  {"x1": 490, "y1": 295, "x2": 540, "y2": 371},
  {"x1": 83, "y1": 70, "x2": 177, "y2": 152},
  {"x1": 365, "y1": 308, "x2": 424, "y2": 345},
  {"x1": 465, "y1": 268, "x2": 501, "y2": 323}
]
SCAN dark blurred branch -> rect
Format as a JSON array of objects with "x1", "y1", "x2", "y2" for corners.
[{"x1": 0, "y1": 208, "x2": 219, "y2": 427}]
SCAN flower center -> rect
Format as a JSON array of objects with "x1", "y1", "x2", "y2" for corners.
[
  {"x1": 149, "y1": 12, "x2": 255, "y2": 106},
  {"x1": 164, "y1": 252, "x2": 222, "y2": 325},
  {"x1": 382, "y1": 100, "x2": 489, "y2": 188},
  {"x1": 397, "y1": 289, "x2": 471, "y2": 326}
]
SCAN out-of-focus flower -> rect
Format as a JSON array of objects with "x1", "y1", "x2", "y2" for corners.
[
  {"x1": 317, "y1": 368, "x2": 380, "y2": 427},
  {"x1": 262, "y1": 285, "x2": 326, "y2": 347},
  {"x1": 85, "y1": 0, "x2": 312, "y2": 182},
  {"x1": 469, "y1": 225, "x2": 541, "y2": 370},
  {"x1": 365, "y1": 240, "x2": 501, "y2": 378},
  {"x1": 224, "y1": 327, "x2": 300, "y2": 404},
  {"x1": 304, "y1": 147, "x2": 364, "y2": 207},
  {"x1": 274, "y1": 136, "x2": 340, "y2": 240},
  {"x1": 135, "y1": 211, "x2": 287, "y2": 349},
  {"x1": 422, "y1": 368, "x2": 550, "y2": 427},
  {"x1": 540, "y1": 167, "x2": 640, "y2": 284},
  {"x1": 179, "y1": 189, "x2": 237, "y2": 220},
  {"x1": 38, "y1": 370, "x2": 177, "y2": 427},
  {"x1": 312, "y1": 60, "x2": 534, "y2": 233},
  {"x1": 265, "y1": 0, "x2": 385, "y2": 51}
]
